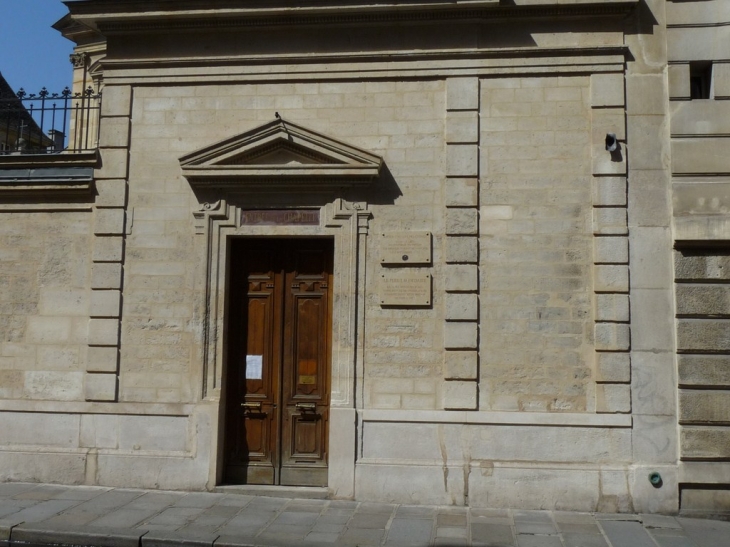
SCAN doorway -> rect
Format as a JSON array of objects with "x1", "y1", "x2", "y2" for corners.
[{"x1": 223, "y1": 238, "x2": 333, "y2": 486}]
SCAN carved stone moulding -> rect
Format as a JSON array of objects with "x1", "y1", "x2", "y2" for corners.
[{"x1": 179, "y1": 117, "x2": 383, "y2": 191}]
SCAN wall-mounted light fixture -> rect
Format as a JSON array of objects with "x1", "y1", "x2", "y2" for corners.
[{"x1": 605, "y1": 133, "x2": 618, "y2": 152}]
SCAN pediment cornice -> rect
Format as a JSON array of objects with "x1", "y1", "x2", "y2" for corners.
[{"x1": 179, "y1": 118, "x2": 383, "y2": 191}]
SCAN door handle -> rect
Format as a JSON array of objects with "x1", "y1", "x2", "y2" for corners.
[
  {"x1": 241, "y1": 402, "x2": 262, "y2": 412},
  {"x1": 295, "y1": 402, "x2": 316, "y2": 412}
]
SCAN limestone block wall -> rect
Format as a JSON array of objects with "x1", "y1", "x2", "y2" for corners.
[
  {"x1": 124, "y1": 80, "x2": 447, "y2": 409},
  {"x1": 0, "y1": 213, "x2": 91, "y2": 401},
  {"x1": 675, "y1": 249, "x2": 730, "y2": 514},
  {"x1": 667, "y1": 0, "x2": 730, "y2": 515},
  {"x1": 478, "y1": 75, "x2": 595, "y2": 412}
]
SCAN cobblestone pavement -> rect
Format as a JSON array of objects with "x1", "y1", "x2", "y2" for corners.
[{"x1": 0, "y1": 483, "x2": 728, "y2": 547}]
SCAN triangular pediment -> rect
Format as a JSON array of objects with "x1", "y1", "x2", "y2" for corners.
[{"x1": 179, "y1": 118, "x2": 382, "y2": 190}]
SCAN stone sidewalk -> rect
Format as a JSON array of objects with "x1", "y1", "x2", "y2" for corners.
[{"x1": 0, "y1": 483, "x2": 728, "y2": 547}]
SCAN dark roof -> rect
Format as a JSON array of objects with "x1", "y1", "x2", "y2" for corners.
[{"x1": 0, "y1": 72, "x2": 54, "y2": 149}]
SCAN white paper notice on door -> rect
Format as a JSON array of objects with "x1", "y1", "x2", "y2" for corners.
[{"x1": 246, "y1": 355, "x2": 263, "y2": 380}]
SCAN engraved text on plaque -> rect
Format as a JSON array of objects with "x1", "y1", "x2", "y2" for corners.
[{"x1": 380, "y1": 272, "x2": 432, "y2": 306}]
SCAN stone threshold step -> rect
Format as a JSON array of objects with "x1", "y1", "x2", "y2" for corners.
[{"x1": 213, "y1": 484, "x2": 329, "y2": 499}]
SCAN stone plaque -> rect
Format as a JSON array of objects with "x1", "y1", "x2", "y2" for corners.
[
  {"x1": 380, "y1": 231, "x2": 431, "y2": 265},
  {"x1": 380, "y1": 272, "x2": 432, "y2": 307},
  {"x1": 240, "y1": 209, "x2": 320, "y2": 226}
]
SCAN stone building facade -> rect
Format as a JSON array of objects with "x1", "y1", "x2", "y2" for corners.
[{"x1": 0, "y1": 0, "x2": 728, "y2": 515}]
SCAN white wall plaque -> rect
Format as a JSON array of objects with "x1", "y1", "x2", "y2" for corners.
[
  {"x1": 380, "y1": 273, "x2": 432, "y2": 306},
  {"x1": 380, "y1": 231, "x2": 431, "y2": 264}
]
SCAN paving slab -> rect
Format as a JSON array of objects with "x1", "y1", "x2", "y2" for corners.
[
  {"x1": 556, "y1": 521, "x2": 602, "y2": 535},
  {"x1": 562, "y1": 533, "x2": 611, "y2": 547},
  {"x1": 304, "y1": 530, "x2": 340, "y2": 543},
  {"x1": 437, "y1": 513, "x2": 467, "y2": 526},
  {"x1": 0, "y1": 483, "x2": 37, "y2": 498},
  {"x1": 514, "y1": 520, "x2": 557, "y2": 535},
  {"x1": 141, "y1": 529, "x2": 219, "y2": 547},
  {"x1": 91, "y1": 508, "x2": 168, "y2": 529},
  {"x1": 677, "y1": 517, "x2": 730, "y2": 547},
  {"x1": 436, "y1": 525, "x2": 467, "y2": 538},
  {"x1": 516, "y1": 535, "x2": 562, "y2": 547},
  {"x1": 471, "y1": 522, "x2": 514, "y2": 544},
  {"x1": 348, "y1": 512, "x2": 391, "y2": 529},
  {"x1": 6, "y1": 499, "x2": 82, "y2": 523},
  {"x1": 649, "y1": 534, "x2": 699, "y2": 547},
  {"x1": 174, "y1": 493, "x2": 225, "y2": 509},
  {"x1": 599, "y1": 520, "x2": 659, "y2": 547},
  {"x1": 0, "y1": 483, "x2": 729, "y2": 547},
  {"x1": 513, "y1": 510, "x2": 553, "y2": 523},
  {"x1": 51, "y1": 486, "x2": 111, "y2": 501},
  {"x1": 311, "y1": 522, "x2": 346, "y2": 534},
  {"x1": 385, "y1": 518, "x2": 433, "y2": 545},
  {"x1": 12, "y1": 485, "x2": 71, "y2": 501},
  {"x1": 642, "y1": 514, "x2": 684, "y2": 529}
]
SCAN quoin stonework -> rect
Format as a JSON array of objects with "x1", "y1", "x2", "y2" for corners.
[{"x1": 0, "y1": 0, "x2": 729, "y2": 516}]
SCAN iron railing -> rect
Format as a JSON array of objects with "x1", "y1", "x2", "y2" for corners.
[{"x1": 0, "y1": 86, "x2": 102, "y2": 155}]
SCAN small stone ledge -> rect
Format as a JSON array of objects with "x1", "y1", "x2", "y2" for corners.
[
  {"x1": 360, "y1": 409, "x2": 632, "y2": 428},
  {"x1": 0, "y1": 399, "x2": 194, "y2": 417},
  {"x1": 0, "y1": 152, "x2": 99, "y2": 198}
]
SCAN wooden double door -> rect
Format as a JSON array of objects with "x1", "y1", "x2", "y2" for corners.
[{"x1": 224, "y1": 238, "x2": 332, "y2": 486}]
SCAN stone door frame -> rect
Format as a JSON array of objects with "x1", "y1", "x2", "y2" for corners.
[{"x1": 194, "y1": 198, "x2": 370, "y2": 497}]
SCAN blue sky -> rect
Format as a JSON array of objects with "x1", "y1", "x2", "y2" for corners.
[{"x1": 0, "y1": 1, "x2": 74, "y2": 95}]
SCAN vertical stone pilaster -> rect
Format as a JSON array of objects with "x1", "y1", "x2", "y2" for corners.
[
  {"x1": 590, "y1": 73, "x2": 631, "y2": 414},
  {"x1": 443, "y1": 78, "x2": 480, "y2": 410},
  {"x1": 86, "y1": 85, "x2": 132, "y2": 402}
]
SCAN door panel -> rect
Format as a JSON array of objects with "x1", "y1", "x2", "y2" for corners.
[{"x1": 224, "y1": 238, "x2": 332, "y2": 487}]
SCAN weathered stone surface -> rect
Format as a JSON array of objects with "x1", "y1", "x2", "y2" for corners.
[
  {"x1": 675, "y1": 249, "x2": 730, "y2": 281},
  {"x1": 446, "y1": 145, "x2": 478, "y2": 177},
  {"x1": 679, "y1": 488, "x2": 730, "y2": 512},
  {"x1": 594, "y1": 237, "x2": 628, "y2": 264},
  {"x1": 591, "y1": 74, "x2": 624, "y2": 107},
  {"x1": 445, "y1": 293, "x2": 478, "y2": 321},
  {"x1": 87, "y1": 346, "x2": 119, "y2": 373},
  {"x1": 594, "y1": 294, "x2": 629, "y2": 322},
  {"x1": 681, "y1": 427, "x2": 730, "y2": 459},
  {"x1": 673, "y1": 138, "x2": 730, "y2": 175},
  {"x1": 100, "y1": 85, "x2": 133, "y2": 117},
  {"x1": 90, "y1": 290, "x2": 122, "y2": 319},
  {"x1": 596, "y1": 353, "x2": 630, "y2": 383},
  {"x1": 594, "y1": 265, "x2": 629, "y2": 293},
  {"x1": 85, "y1": 373, "x2": 117, "y2": 402},
  {"x1": 446, "y1": 78, "x2": 479, "y2": 111},
  {"x1": 446, "y1": 111, "x2": 478, "y2": 144},
  {"x1": 443, "y1": 351, "x2": 478, "y2": 380},
  {"x1": 596, "y1": 384, "x2": 631, "y2": 413},
  {"x1": 668, "y1": 64, "x2": 690, "y2": 99},
  {"x1": 678, "y1": 355, "x2": 730, "y2": 387},
  {"x1": 445, "y1": 208, "x2": 478, "y2": 235},
  {"x1": 677, "y1": 284, "x2": 730, "y2": 316},
  {"x1": 444, "y1": 322, "x2": 477, "y2": 350},
  {"x1": 444, "y1": 265, "x2": 478, "y2": 292},
  {"x1": 444, "y1": 178, "x2": 478, "y2": 207},
  {"x1": 680, "y1": 391, "x2": 730, "y2": 423},
  {"x1": 677, "y1": 319, "x2": 730, "y2": 352},
  {"x1": 593, "y1": 177, "x2": 626, "y2": 207},
  {"x1": 444, "y1": 236, "x2": 478, "y2": 264},
  {"x1": 443, "y1": 381, "x2": 477, "y2": 410}
]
